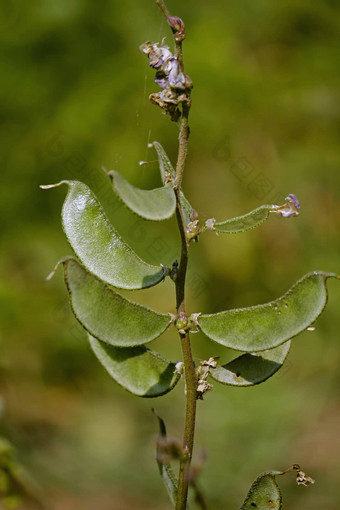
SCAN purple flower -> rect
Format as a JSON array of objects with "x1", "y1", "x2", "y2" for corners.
[
  {"x1": 168, "y1": 58, "x2": 187, "y2": 90},
  {"x1": 287, "y1": 193, "x2": 300, "y2": 210},
  {"x1": 139, "y1": 41, "x2": 173, "y2": 70},
  {"x1": 154, "y1": 71, "x2": 168, "y2": 89},
  {"x1": 271, "y1": 194, "x2": 300, "y2": 218}
]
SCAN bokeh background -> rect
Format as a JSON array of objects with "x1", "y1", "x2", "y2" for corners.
[{"x1": 1, "y1": 0, "x2": 339, "y2": 508}]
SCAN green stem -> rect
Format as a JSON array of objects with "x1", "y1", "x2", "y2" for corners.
[
  {"x1": 156, "y1": 0, "x2": 170, "y2": 18},
  {"x1": 174, "y1": 107, "x2": 197, "y2": 510},
  {"x1": 176, "y1": 331, "x2": 197, "y2": 510}
]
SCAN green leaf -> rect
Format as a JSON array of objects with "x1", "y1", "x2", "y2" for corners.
[
  {"x1": 109, "y1": 170, "x2": 176, "y2": 221},
  {"x1": 210, "y1": 342, "x2": 291, "y2": 387},
  {"x1": 152, "y1": 141, "x2": 176, "y2": 182},
  {"x1": 152, "y1": 141, "x2": 193, "y2": 224},
  {"x1": 89, "y1": 335, "x2": 181, "y2": 397},
  {"x1": 240, "y1": 471, "x2": 282, "y2": 510},
  {"x1": 152, "y1": 409, "x2": 178, "y2": 507},
  {"x1": 41, "y1": 180, "x2": 166, "y2": 289},
  {"x1": 61, "y1": 257, "x2": 171, "y2": 347},
  {"x1": 214, "y1": 205, "x2": 274, "y2": 234},
  {"x1": 198, "y1": 271, "x2": 338, "y2": 352}
]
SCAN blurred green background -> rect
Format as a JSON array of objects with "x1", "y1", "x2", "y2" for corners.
[{"x1": 1, "y1": 0, "x2": 339, "y2": 508}]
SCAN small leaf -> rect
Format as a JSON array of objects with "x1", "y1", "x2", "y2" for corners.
[
  {"x1": 152, "y1": 141, "x2": 193, "y2": 224},
  {"x1": 62, "y1": 257, "x2": 171, "y2": 347},
  {"x1": 210, "y1": 342, "x2": 291, "y2": 387},
  {"x1": 198, "y1": 272, "x2": 338, "y2": 351},
  {"x1": 41, "y1": 181, "x2": 166, "y2": 289},
  {"x1": 152, "y1": 409, "x2": 178, "y2": 507},
  {"x1": 214, "y1": 205, "x2": 274, "y2": 234},
  {"x1": 109, "y1": 170, "x2": 176, "y2": 221},
  {"x1": 89, "y1": 335, "x2": 180, "y2": 397},
  {"x1": 152, "y1": 141, "x2": 176, "y2": 182},
  {"x1": 240, "y1": 471, "x2": 282, "y2": 510}
]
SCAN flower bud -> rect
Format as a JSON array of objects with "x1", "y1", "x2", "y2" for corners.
[
  {"x1": 175, "y1": 312, "x2": 189, "y2": 334},
  {"x1": 167, "y1": 16, "x2": 185, "y2": 33}
]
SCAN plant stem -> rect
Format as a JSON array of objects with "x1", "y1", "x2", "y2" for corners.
[
  {"x1": 156, "y1": 0, "x2": 170, "y2": 18},
  {"x1": 175, "y1": 103, "x2": 190, "y2": 190},
  {"x1": 174, "y1": 106, "x2": 198, "y2": 510},
  {"x1": 155, "y1": 2, "x2": 197, "y2": 507}
]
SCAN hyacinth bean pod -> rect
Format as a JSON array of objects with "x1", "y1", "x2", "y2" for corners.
[
  {"x1": 210, "y1": 342, "x2": 291, "y2": 387},
  {"x1": 41, "y1": 180, "x2": 166, "y2": 289},
  {"x1": 198, "y1": 271, "x2": 338, "y2": 352},
  {"x1": 89, "y1": 335, "x2": 181, "y2": 397},
  {"x1": 62, "y1": 257, "x2": 172, "y2": 347}
]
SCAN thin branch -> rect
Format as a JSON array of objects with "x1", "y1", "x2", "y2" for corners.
[
  {"x1": 173, "y1": 97, "x2": 196, "y2": 510},
  {"x1": 173, "y1": 104, "x2": 196, "y2": 510},
  {"x1": 176, "y1": 331, "x2": 197, "y2": 510},
  {"x1": 156, "y1": 0, "x2": 170, "y2": 18}
]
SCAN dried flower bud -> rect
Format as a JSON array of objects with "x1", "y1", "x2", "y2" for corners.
[
  {"x1": 197, "y1": 358, "x2": 217, "y2": 399},
  {"x1": 149, "y1": 91, "x2": 182, "y2": 122},
  {"x1": 139, "y1": 41, "x2": 153, "y2": 55},
  {"x1": 295, "y1": 468, "x2": 315, "y2": 487},
  {"x1": 196, "y1": 381, "x2": 213, "y2": 398},
  {"x1": 280, "y1": 464, "x2": 316, "y2": 487},
  {"x1": 201, "y1": 356, "x2": 219, "y2": 369}
]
